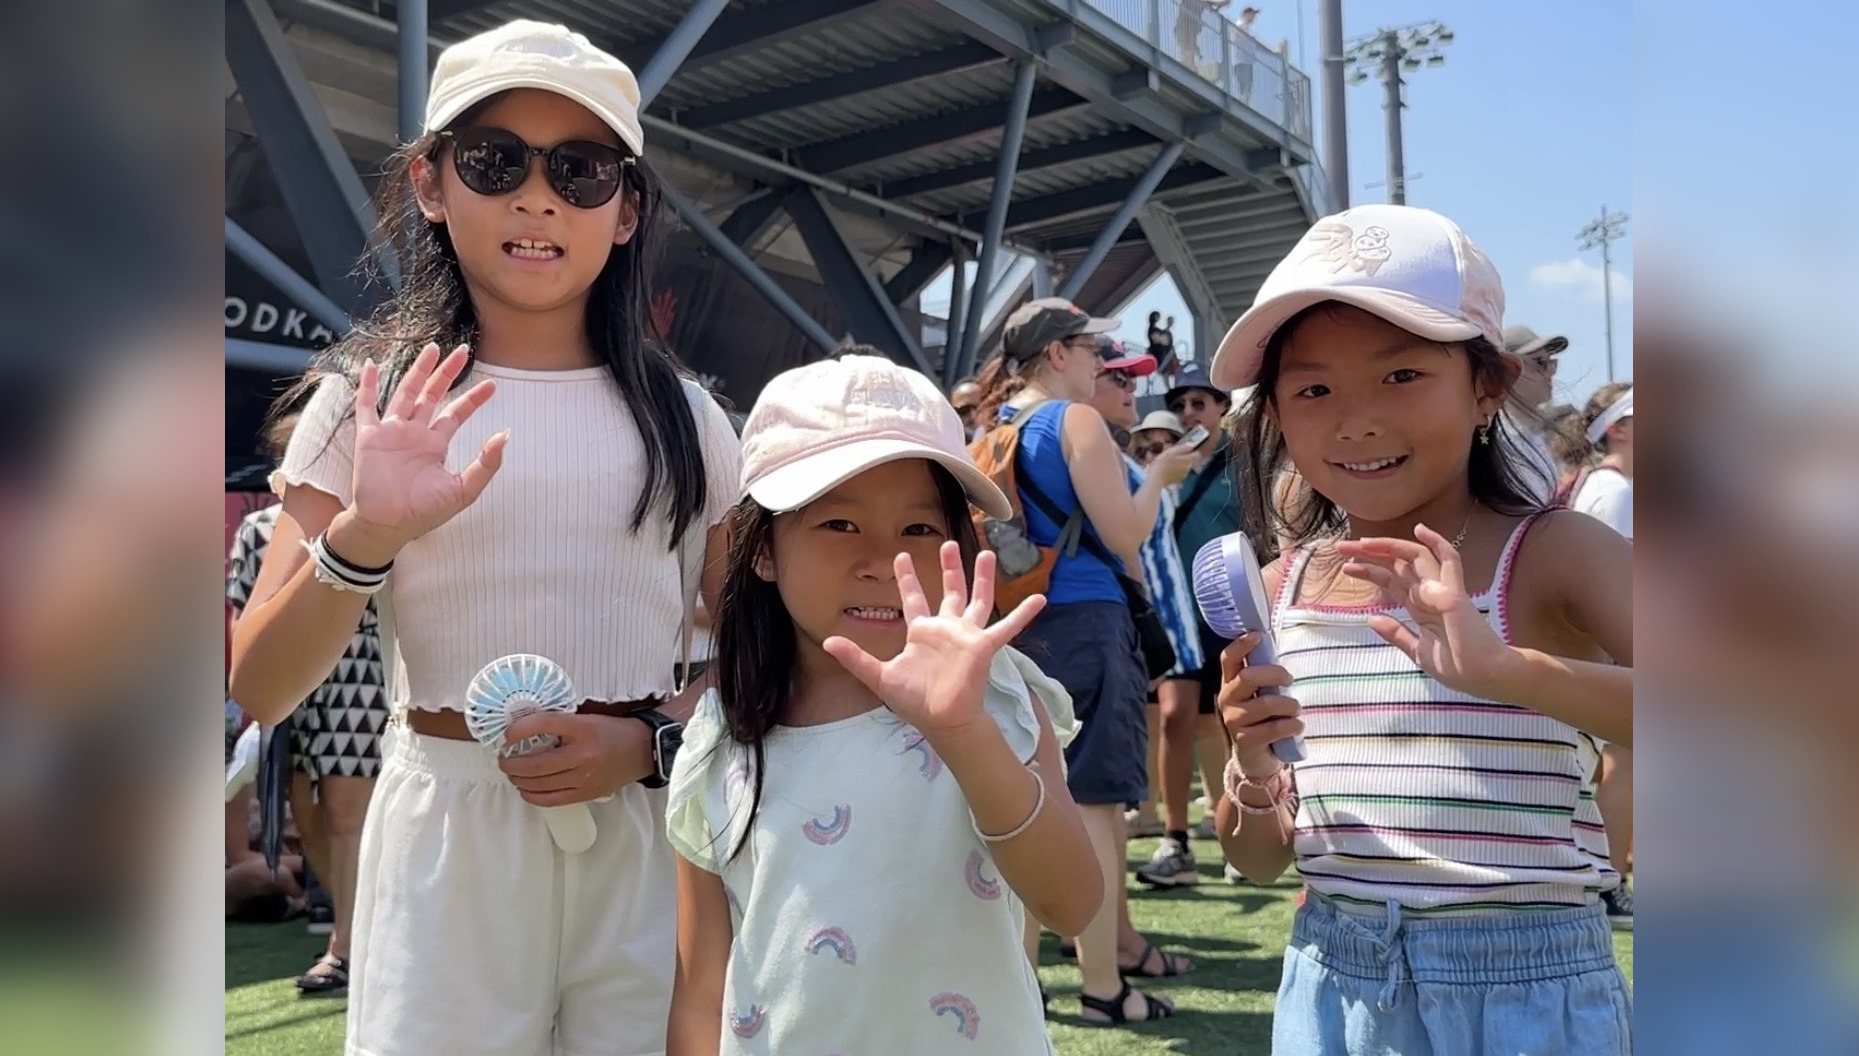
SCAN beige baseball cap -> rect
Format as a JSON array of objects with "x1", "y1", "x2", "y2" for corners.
[
  {"x1": 740, "y1": 355, "x2": 1012, "y2": 520},
  {"x1": 1210, "y1": 204, "x2": 1508, "y2": 390},
  {"x1": 424, "y1": 20, "x2": 646, "y2": 156}
]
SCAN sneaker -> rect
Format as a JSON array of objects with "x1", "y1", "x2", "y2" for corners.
[
  {"x1": 1192, "y1": 816, "x2": 1217, "y2": 841},
  {"x1": 1135, "y1": 838, "x2": 1199, "y2": 888},
  {"x1": 1223, "y1": 862, "x2": 1246, "y2": 885},
  {"x1": 305, "y1": 902, "x2": 335, "y2": 937},
  {"x1": 1601, "y1": 884, "x2": 1633, "y2": 931}
]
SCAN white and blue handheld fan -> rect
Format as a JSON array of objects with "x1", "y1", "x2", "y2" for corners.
[
  {"x1": 1191, "y1": 533, "x2": 1306, "y2": 763},
  {"x1": 465, "y1": 654, "x2": 598, "y2": 853}
]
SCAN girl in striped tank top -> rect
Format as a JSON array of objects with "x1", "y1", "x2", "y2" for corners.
[{"x1": 1204, "y1": 206, "x2": 1634, "y2": 1056}]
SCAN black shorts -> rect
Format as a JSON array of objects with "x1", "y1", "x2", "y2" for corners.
[
  {"x1": 1013, "y1": 601, "x2": 1149, "y2": 806},
  {"x1": 1191, "y1": 619, "x2": 1234, "y2": 716}
]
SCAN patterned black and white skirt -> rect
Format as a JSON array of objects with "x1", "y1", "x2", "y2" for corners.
[{"x1": 289, "y1": 623, "x2": 389, "y2": 781}]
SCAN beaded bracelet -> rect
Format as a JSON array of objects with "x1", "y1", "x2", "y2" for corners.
[{"x1": 1222, "y1": 752, "x2": 1297, "y2": 844}]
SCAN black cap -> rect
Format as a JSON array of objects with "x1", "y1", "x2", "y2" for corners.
[
  {"x1": 1164, "y1": 363, "x2": 1229, "y2": 408},
  {"x1": 1001, "y1": 297, "x2": 1120, "y2": 361}
]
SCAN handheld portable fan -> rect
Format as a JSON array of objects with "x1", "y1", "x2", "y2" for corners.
[
  {"x1": 1191, "y1": 533, "x2": 1306, "y2": 763},
  {"x1": 465, "y1": 654, "x2": 598, "y2": 854}
]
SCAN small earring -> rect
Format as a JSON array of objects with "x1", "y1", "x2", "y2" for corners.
[{"x1": 1478, "y1": 420, "x2": 1492, "y2": 445}]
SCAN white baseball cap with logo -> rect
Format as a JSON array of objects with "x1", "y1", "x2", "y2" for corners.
[
  {"x1": 1210, "y1": 204, "x2": 1510, "y2": 390},
  {"x1": 424, "y1": 20, "x2": 646, "y2": 156},
  {"x1": 740, "y1": 355, "x2": 1013, "y2": 520}
]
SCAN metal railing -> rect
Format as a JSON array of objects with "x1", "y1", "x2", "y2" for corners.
[{"x1": 1084, "y1": 0, "x2": 1314, "y2": 143}]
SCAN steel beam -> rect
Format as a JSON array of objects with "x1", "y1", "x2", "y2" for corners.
[
  {"x1": 915, "y1": 0, "x2": 1306, "y2": 178},
  {"x1": 666, "y1": 190, "x2": 838, "y2": 353},
  {"x1": 1058, "y1": 141, "x2": 1184, "y2": 300},
  {"x1": 226, "y1": 216, "x2": 353, "y2": 338},
  {"x1": 624, "y1": 0, "x2": 890, "y2": 77},
  {"x1": 884, "y1": 243, "x2": 955, "y2": 306},
  {"x1": 797, "y1": 86, "x2": 1084, "y2": 174},
  {"x1": 636, "y1": 0, "x2": 732, "y2": 107},
  {"x1": 958, "y1": 163, "x2": 1228, "y2": 231},
  {"x1": 717, "y1": 193, "x2": 787, "y2": 253},
  {"x1": 397, "y1": 0, "x2": 428, "y2": 143},
  {"x1": 958, "y1": 60, "x2": 1037, "y2": 373},
  {"x1": 1043, "y1": 229, "x2": 1147, "y2": 253},
  {"x1": 942, "y1": 242, "x2": 969, "y2": 387},
  {"x1": 225, "y1": 0, "x2": 382, "y2": 313},
  {"x1": 880, "y1": 128, "x2": 1153, "y2": 200},
  {"x1": 683, "y1": 43, "x2": 1001, "y2": 129},
  {"x1": 785, "y1": 187, "x2": 930, "y2": 372},
  {"x1": 1137, "y1": 204, "x2": 1223, "y2": 346}
]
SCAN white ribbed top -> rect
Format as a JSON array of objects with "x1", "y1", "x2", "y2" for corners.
[{"x1": 274, "y1": 362, "x2": 741, "y2": 712}]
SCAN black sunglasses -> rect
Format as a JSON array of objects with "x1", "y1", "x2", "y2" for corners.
[
  {"x1": 439, "y1": 127, "x2": 633, "y2": 209},
  {"x1": 1096, "y1": 369, "x2": 1135, "y2": 391}
]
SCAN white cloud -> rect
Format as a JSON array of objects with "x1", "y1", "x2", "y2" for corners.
[{"x1": 1529, "y1": 257, "x2": 1633, "y2": 303}]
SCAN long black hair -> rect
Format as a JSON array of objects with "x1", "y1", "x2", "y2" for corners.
[
  {"x1": 710, "y1": 462, "x2": 984, "y2": 861},
  {"x1": 273, "y1": 94, "x2": 706, "y2": 545},
  {"x1": 1238, "y1": 302, "x2": 1551, "y2": 551}
]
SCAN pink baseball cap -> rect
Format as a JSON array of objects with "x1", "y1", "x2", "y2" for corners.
[
  {"x1": 740, "y1": 355, "x2": 1013, "y2": 519},
  {"x1": 1210, "y1": 204, "x2": 1508, "y2": 390}
]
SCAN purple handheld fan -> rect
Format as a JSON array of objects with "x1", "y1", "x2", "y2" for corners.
[{"x1": 1191, "y1": 533, "x2": 1306, "y2": 763}]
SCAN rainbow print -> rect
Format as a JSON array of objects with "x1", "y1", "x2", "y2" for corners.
[
  {"x1": 802, "y1": 805, "x2": 852, "y2": 845},
  {"x1": 929, "y1": 992, "x2": 980, "y2": 1040},
  {"x1": 964, "y1": 850, "x2": 1002, "y2": 901},
  {"x1": 804, "y1": 926, "x2": 858, "y2": 965},
  {"x1": 897, "y1": 732, "x2": 944, "y2": 781},
  {"x1": 728, "y1": 1004, "x2": 766, "y2": 1038}
]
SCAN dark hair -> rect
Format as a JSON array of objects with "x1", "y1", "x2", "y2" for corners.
[
  {"x1": 709, "y1": 462, "x2": 983, "y2": 861},
  {"x1": 272, "y1": 94, "x2": 706, "y2": 545},
  {"x1": 261, "y1": 412, "x2": 300, "y2": 463},
  {"x1": 1540, "y1": 402, "x2": 1586, "y2": 471},
  {"x1": 1238, "y1": 303, "x2": 1550, "y2": 549},
  {"x1": 1552, "y1": 381, "x2": 1633, "y2": 466}
]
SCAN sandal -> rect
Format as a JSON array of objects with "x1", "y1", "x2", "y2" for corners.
[
  {"x1": 294, "y1": 953, "x2": 349, "y2": 993},
  {"x1": 1120, "y1": 939, "x2": 1192, "y2": 978},
  {"x1": 1079, "y1": 980, "x2": 1174, "y2": 1026}
]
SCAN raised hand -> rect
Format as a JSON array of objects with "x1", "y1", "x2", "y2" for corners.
[
  {"x1": 1336, "y1": 524, "x2": 1516, "y2": 699},
  {"x1": 349, "y1": 343, "x2": 507, "y2": 549},
  {"x1": 822, "y1": 542, "x2": 1046, "y2": 736}
]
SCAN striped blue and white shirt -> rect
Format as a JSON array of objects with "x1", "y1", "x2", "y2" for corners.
[{"x1": 1124, "y1": 454, "x2": 1204, "y2": 677}]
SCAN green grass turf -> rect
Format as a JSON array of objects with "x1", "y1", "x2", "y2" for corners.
[{"x1": 226, "y1": 833, "x2": 1631, "y2": 1055}]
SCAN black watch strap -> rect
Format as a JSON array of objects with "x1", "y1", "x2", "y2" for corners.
[{"x1": 630, "y1": 709, "x2": 682, "y2": 789}]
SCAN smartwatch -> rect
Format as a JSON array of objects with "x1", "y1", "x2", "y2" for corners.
[{"x1": 629, "y1": 709, "x2": 683, "y2": 789}]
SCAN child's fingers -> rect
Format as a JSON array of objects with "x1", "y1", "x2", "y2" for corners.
[
  {"x1": 355, "y1": 360, "x2": 381, "y2": 429},
  {"x1": 1219, "y1": 632, "x2": 1262, "y2": 684},
  {"x1": 1366, "y1": 614, "x2": 1421, "y2": 660},
  {"x1": 456, "y1": 431, "x2": 509, "y2": 509},
  {"x1": 1342, "y1": 560, "x2": 1404, "y2": 605},
  {"x1": 822, "y1": 635, "x2": 886, "y2": 691},
  {"x1": 938, "y1": 540, "x2": 968, "y2": 617},
  {"x1": 986, "y1": 591, "x2": 1045, "y2": 646},
  {"x1": 966, "y1": 550, "x2": 998, "y2": 625},
  {"x1": 893, "y1": 552, "x2": 933, "y2": 623},
  {"x1": 432, "y1": 379, "x2": 498, "y2": 439},
  {"x1": 386, "y1": 343, "x2": 440, "y2": 420},
  {"x1": 1414, "y1": 524, "x2": 1466, "y2": 594},
  {"x1": 411, "y1": 345, "x2": 470, "y2": 424}
]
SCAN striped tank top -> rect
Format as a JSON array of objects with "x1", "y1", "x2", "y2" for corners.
[{"x1": 1277, "y1": 515, "x2": 1618, "y2": 915}]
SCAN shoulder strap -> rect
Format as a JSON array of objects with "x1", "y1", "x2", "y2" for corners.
[{"x1": 1174, "y1": 442, "x2": 1231, "y2": 527}]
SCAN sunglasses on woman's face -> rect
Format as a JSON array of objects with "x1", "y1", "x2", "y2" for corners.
[
  {"x1": 440, "y1": 127, "x2": 632, "y2": 209},
  {"x1": 1096, "y1": 369, "x2": 1135, "y2": 391},
  {"x1": 1135, "y1": 441, "x2": 1170, "y2": 460}
]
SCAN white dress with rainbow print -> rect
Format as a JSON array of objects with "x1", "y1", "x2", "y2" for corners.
[{"x1": 667, "y1": 647, "x2": 1074, "y2": 1055}]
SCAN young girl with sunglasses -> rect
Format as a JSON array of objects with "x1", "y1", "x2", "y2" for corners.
[
  {"x1": 227, "y1": 22, "x2": 740, "y2": 1056},
  {"x1": 1208, "y1": 206, "x2": 1633, "y2": 1055},
  {"x1": 666, "y1": 353, "x2": 1099, "y2": 1055}
]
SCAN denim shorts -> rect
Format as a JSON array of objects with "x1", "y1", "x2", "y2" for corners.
[
  {"x1": 1274, "y1": 892, "x2": 1632, "y2": 1056},
  {"x1": 1013, "y1": 601, "x2": 1149, "y2": 806}
]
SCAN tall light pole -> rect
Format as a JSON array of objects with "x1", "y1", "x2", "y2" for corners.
[
  {"x1": 1319, "y1": 0, "x2": 1349, "y2": 209},
  {"x1": 1578, "y1": 206, "x2": 1629, "y2": 381},
  {"x1": 1344, "y1": 21, "x2": 1452, "y2": 206}
]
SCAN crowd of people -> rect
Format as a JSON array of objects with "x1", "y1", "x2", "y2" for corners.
[{"x1": 224, "y1": 19, "x2": 1634, "y2": 1056}]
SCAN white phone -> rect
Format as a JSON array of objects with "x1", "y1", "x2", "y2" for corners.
[{"x1": 1178, "y1": 424, "x2": 1210, "y2": 448}]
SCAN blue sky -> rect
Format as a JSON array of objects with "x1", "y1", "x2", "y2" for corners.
[{"x1": 933, "y1": 0, "x2": 1635, "y2": 406}]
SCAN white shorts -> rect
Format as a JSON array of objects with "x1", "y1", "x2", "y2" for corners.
[{"x1": 346, "y1": 726, "x2": 676, "y2": 1056}]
